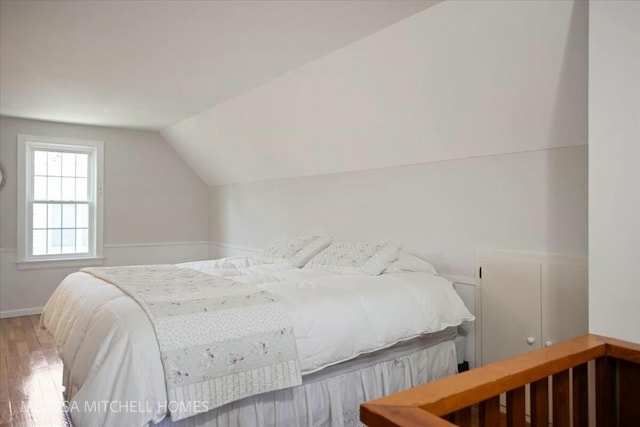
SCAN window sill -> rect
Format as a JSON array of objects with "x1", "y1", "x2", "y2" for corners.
[{"x1": 15, "y1": 256, "x2": 105, "y2": 271}]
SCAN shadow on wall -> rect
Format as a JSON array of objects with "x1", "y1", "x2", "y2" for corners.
[{"x1": 546, "y1": 0, "x2": 588, "y2": 255}]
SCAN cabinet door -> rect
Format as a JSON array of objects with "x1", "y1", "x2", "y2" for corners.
[
  {"x1": 541, "y1": 262, "x2": 588, "y2": 347},
  {"x1": 480, "y1": 259, "x2": 541, "y2": 365}
]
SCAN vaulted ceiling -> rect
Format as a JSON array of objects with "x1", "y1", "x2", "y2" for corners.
[
  {"x1": 1, "y1": 1, "x2": 585, "y2": 187},
  {"x1": 0, "y1": 0, "x2": 437, "y2": 130}
]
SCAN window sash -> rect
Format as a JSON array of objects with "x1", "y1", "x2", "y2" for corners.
[
  {"x1": 27, "y1": 201, "x2": 93, "y2": 257},
  {"x1": 31, "y1": 148, "x2": 92, "y2": 202}
]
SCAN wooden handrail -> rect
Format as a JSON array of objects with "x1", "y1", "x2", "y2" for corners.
[{"x1": 361, "y1": 334, "x2": 640, "y2": 427}]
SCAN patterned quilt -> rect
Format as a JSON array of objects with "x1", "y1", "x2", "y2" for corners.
[{"x1": 82, "y1": 265, "x2": 302, "y2": 421}]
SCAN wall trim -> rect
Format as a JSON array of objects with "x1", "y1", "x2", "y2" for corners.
[
  {"x1": 208, "y1": 241, "x2": 260, "y2": 253},
  {"x1": 476, "y1": 249, "x2": 587, "y2": 266},
  {"x1": 0, "y1": 306, "x2": 43, "y2": 319},
  {"x1": 104, "y1": 241, "x2": 209, "y2": 249},
  {"x1": 442, "y1": 274, "x2": 475, "y2": 286},
  {"x1": 2, "y1": 241, "x2": 210, "y2": 253}
]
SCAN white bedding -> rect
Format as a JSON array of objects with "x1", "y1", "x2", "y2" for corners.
[{"x1": 42, "y1": 257, "x2": 474, "y2": 427}]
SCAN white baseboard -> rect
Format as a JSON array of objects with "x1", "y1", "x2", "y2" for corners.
[{"x1": 0, "y1": 306, "x2": 43, "y2": 319}]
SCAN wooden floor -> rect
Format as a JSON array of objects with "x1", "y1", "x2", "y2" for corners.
[{"x1": 0, "y1": 315, "x2": 68, "y2": 426}]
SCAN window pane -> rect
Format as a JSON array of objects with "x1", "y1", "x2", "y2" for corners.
[
  {"x1": 48, "y1": 204, "x2": 62, "y2": 228},
  {"x1": 48, "y1": 229, "x2": 61, "y2": 254},
  {"x1": 62, "y1": 177, "x2": 75, "y2": 200},
  {"x1": 47, "y1": 177, "x2": 61, "y2": 200},
  {"x1": 33, "y1": 203, "x2": 47, "y2": 229},
  {"x1": 76, "y1": 228, "x2": 89, "y2": 253},
  {"x1": 62, "y1": 229, "x2": 76, "y2": 254},
  {"x1": 33, "y1": 230, "x2": 47, "y2": 255},
  {"x1": 76, "y1": 154, "x2": 88, "y2": 178},
  {"x1": 77, "y1": 204, "x2": 89, "y2": 228},
  {"x1": 62, "y1": 204, "x2": 76, "y2": 228},
  {"x1": 34, "y1": 176, "x2": 47, "y2": 200},
  {"x1": 62, "y1": 153, "x2": 76, "y2": 177},
  {"x1": 48, "y1": 152, "x2": 62, "y2": 176},
  {"x1": 76, "y1": 178, "x2": 88, "y2": 201},
  {"x1": 34, "y1": 151, "x2": 48, "y2": 175}
]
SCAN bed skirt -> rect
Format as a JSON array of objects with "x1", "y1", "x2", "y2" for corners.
[{"x1": 152, "y1": 333, "x2": 458, "y2": 427}]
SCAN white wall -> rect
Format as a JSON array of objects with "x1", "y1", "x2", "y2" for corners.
[
  {"x1": 0, "y1": 116, "x2": 210, "y2": 316},
  {"x1": 210, "y1": 146, "x2": 588, "y2": 281},
  {"x1": 164, "y1": 0, "x2": 587, "y2": 187},
  {"x1": 588, "y1": 1, "x2": 640, "y2": 344}
]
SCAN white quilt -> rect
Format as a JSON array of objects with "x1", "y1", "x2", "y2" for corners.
[{"x1": 42, "y1": 257, "x2": 474, "y2": 427}]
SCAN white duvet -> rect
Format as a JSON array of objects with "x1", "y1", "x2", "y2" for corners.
[{"x1": 42, "y1": 257, "x2": 474, "y2": 427}]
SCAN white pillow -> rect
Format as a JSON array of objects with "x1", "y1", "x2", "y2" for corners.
[
  {"x1": 382, "y1": 252, "x2": 438, "y2": 275},
  {"x1": 305, "y1": 241, "x2": 401, "y2": 276},
  {"x1": 256, "y1": 236, "x2": 332, "y2": 268}
]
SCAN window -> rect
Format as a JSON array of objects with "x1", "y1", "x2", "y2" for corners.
[{"x1": 17, "y1": 135, "x2": 103, "y2": 267}]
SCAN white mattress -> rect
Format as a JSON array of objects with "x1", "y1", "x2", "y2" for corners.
[{"x1": 42, "y1": 257, "x2": 474, "y2": 427}]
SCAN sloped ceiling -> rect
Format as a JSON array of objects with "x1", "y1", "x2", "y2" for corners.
[
  {"x1": 162, "y1": 0, "x2": 587, "y2": 186},
  {"x1": 2, "y1": 1, "x2": 586, "y2": 188},
  {"x1": 0, "y1": 0, "x2": 437, "y2": 130}
]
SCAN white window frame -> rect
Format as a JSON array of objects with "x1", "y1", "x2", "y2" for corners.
[{"x1": 16, "y1": 134, "x2": 104, "y2": 269}]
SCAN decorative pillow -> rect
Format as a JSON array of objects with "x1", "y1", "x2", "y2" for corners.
[
  {"x1": 256, "y1": 236, "x2": 332, "y2": 268},
  {"x1": 304, "y1": 241, "x2": 401, "y2": 276},
  {"x1": 382, "y1": 252, "x2": 438, "y2": 275}
]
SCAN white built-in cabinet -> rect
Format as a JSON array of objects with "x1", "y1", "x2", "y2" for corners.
[{"x1": 475, "y1": 250, "x2": 588, "y2": 366}]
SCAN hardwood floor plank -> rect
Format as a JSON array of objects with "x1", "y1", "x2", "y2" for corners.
[
  {"x1": 0, "y1": 321, "x2": 9, "y2": 350},
  {"x1": 0, "y1": 401, "x2": 11, "y2": 424},
  {"x1": 1, "y1": 319, "x2": 16, "y2": 341},
  {"x1": 27, "y1": 350, "x2": 48, "y2": 371},
  {"x1": 20, "y1": 363, "x2": 47, "y2": 416},
  {"x1": 0, "y1": 350, "x2": 10, "y2": 403},
  {"x1": 42, "y1": 350, "x2": 66, "y2": 420},
  {"x1": 31, "y1": 315, "x2": 54, "y2": 349},
  {"x1": 21, "y1": 317, "x2": 40, "y2": 352},
  {"x1": 10, "y1": 400, "x2": 36, "y2": 426},
  {"x1": 16, "y1": 340, "x2": 30, "y2": 358},
  {"x1": 5, "y1": 334, "x2": 18, "y2": 359},
  {"x1": 7, "y1": 360, "x2": 29, "y2": 402},
  {"x1": 29, "y1": 315, "x2": 40, "y2": 328}
]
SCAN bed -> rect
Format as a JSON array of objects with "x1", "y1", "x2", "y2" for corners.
[{"x1": 41, "y1": 238, "x2": 474, "y2": 427}]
